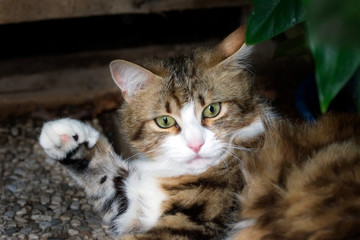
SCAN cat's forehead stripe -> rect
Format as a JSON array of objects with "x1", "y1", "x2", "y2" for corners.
[
  {"x1": 165, "y1": 101, "x2": 171, "y2": 114},
  {"x1": 131, "y1": 121, "x2": 146, "y2": 142},
  {"x1": 199, "y1": 95, "x2": 205, "y2": 107},
  {"x1": 170, "y1": 90, "x2": 182, "y2": 109}
]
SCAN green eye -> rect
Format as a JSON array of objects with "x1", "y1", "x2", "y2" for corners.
[
  {"x1": 155, "y1": 116, "x2": 176, "y2": 129},
  {"x1": 203, "y1": 102, "x2": 221, "y2": 118}
]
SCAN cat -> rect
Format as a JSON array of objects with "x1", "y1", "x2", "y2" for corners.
[
  {"x1": 39, "y1": 25, "x2": 360, "y2": 240},
  {"x1": 39, "y1": 26, "x2": 271, "y2": 239}
]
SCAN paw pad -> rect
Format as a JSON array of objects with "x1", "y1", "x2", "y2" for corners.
[{"x1": 60, "y1": 134, "x2": 71, "y2": 144}]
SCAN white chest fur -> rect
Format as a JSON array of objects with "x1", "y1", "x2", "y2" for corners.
[{"x1": 112, "y1": 166, "x2": 167, "y2": 235}]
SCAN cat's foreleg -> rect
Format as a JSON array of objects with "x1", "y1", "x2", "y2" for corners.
[{"x1": 39, "y1": 118, "x2": 130, "y2": 227}]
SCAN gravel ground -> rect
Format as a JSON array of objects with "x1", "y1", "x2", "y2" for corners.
[{"x1": 0, "y1": 118, "x2": 114, "y2": 240}]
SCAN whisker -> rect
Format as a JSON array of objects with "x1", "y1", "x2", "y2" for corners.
[
  {"x1": 223, "y1": 150, "x2": 242, "y2": 162},
  {"x1": 221, "y1": 156, "x2": 230, "y2": 171},
  {"x1": 222, "y1": 143, "x2": 254, "y2": 152},
  {"x1": 124, "y1": 152, "x2": 144, "y2": 162}
]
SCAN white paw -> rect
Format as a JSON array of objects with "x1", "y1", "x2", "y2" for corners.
[{"x1": 39, "y1": 118, "x2": 99, "y2": 160}]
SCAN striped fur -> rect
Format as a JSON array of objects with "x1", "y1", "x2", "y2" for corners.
[
  {"x1": 231, "y1": 114, "x2": 360, "y2": 240},
  {"x1": 39, "y1": 25, "x2": 360, "y2": 240}
]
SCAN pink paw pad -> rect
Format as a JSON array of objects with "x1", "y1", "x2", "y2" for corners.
[{"x1": 60, "y1": 134, "x2": 71, "y2": 144}]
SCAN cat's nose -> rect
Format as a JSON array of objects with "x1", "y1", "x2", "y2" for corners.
[{"x1": 187, "y1": 140, "x2": 204, "y2": 153}]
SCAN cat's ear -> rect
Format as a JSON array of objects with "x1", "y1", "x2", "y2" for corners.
[
  {"x1": 109, "y1": 60, "x2": 157, "y2": 103},
  {"x1": 213, "y1": 25, "x2": 253, "y2": 69}
]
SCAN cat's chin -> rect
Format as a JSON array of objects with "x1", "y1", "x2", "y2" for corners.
[
  {"x1": 187, "y1": 157, "x2": 210, "y2": 165},
  {"x1": 186, "y1": 157, "x2": 219, "y2": 173}
]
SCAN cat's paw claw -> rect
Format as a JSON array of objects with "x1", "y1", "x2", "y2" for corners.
[{"x1": 39, "y1": 118, "x2": 99, "y2": 160}]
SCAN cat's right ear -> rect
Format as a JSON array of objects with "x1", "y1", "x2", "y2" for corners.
[
  {"x1": 109, "y1": 60, "x2": 157, "y2": 103},
  {"x1": 213, "y1": 25, "x2": 253, "y2": 70}
]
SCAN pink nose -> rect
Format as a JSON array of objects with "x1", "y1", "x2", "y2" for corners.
[{"x1": 187, "y1": 140, "x2": 204, "y2": 153}]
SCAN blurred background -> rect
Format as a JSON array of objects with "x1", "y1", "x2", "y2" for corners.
[{"x1": 0, "y1": 0, "x2": 312, "y2": 121}]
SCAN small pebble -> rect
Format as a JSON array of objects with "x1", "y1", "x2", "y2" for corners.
[
  {"x1": 68, "y1": 228, "x2": 79, "y2": 236},
  {"x1": 6, "y1": 184, "x2": 17, "y2": 193},
  {"x1": 88, "y1": 222, "x2": 100, "y2": 229},
  {"x1": 28, "y1": 233, "x2": 39, "y2": 240},
  {"x1": 60, "y1": 213, "x2": 72, "y2": 222},
  {"x1": 4, "y1": 210, "x2": 15, "y2": 218},
  {"x1": 15, "y1": 216, "x2": 28, "y2": 224},
  {"x1": 16, "y1": 208, "x2": 27, "y2": 216},
  {"x1": 81, "y1": 204, "x2": 92, "y2": 211},
  {"x1": 15, "y1": 234, "x2": 27, "y2": 240},
  {"x1": 50, "y1": 218, "x2": 61, "y2": 226},
  {"x1": 40, "y1": 195, "x2": 50, "y2": 205},
  {"x1": 20, "y1": 226, "x2": 32, "y2": 234},
  {"x1": 51, "y1": 196, "x2": 62, "y2": 205},
  {"x1": 39, "y1": 221, "x2": 52, "y2": 230},
  {"x1": 41, "y1": 232, "x2": 52, "y2": 239},
  {"x1": 17, "y1": 199, "x2": 27, "y2": 207},
  {"x1": 70, "y1": 219, "x2": 81, "y2": 228},
  {"x1": 70, "y1": 201, "x2": 80, "y2": 210},
  {"x1": 30, "y1": 227, "x2": 41, "y2": 234}
]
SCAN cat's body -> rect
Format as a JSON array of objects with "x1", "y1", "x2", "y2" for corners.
[
  {"x1": 39, "y1": 26, "x2": 360, "y2": 240},
  {"x1": 232, "y1": 114, "x2": 360, "y2": 240}
]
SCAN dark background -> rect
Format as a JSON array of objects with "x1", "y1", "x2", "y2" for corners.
[{"x1": 0, "y1": 8, "x2": 242, "y2": 60}]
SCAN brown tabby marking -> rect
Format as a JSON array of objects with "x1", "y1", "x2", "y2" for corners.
[
  {"x1": 119, "y1": 51, "x2": 265, "y2": 159},
  {"x1": 234, "y1": 114, "x2": 360, "y2": 240},
  {"x1": 120, "y1": 158, "x2": 244, "y2": 240}
]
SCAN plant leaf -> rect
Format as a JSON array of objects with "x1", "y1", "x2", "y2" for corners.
[
  {"x1": 309, "y1": 39, "x2": 360, "y2": 113},
  {"x1": 305, "y1": 0, "x2": 360, "y2": 113},
  {"x1": 303, "y1": 0, "x2": 360, "y2": 49},
  {"x1": 246, "y1": 0, "x2": 307, "y2": 45}
]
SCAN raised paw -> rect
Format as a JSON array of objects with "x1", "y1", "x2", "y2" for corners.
[{"x1": 39, "y1": 118, "x2": 99, "y2": 160}]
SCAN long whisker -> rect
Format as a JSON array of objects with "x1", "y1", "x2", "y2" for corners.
[
  {"x1": 124, "y1": 152, "x2": 145, "y2": 161},
  {"x1": 221, "y1": 156, "x2": 229, "y2": 171},
  {"x1": 223, "y1": 149, "x2": 242, "y2": 162},
  {"x1": 222, "y1": 143, "x2": 254, "y2": 152}
]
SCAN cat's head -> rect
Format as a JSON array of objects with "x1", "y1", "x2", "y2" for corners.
[{"x1": 110, "y1": 26, "x2": 270, "y2": 176}]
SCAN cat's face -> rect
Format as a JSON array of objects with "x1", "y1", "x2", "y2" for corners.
[{"x1": 110, "y1": 27, "x2": 269, "y2": 176}]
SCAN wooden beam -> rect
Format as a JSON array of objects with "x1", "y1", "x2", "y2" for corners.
[
  {"x1": 0, "y1": 42, "x2": 209, "y2": 119},
  {"x1": 0, "y1": 0, "x2": 247, "y2": 25}
]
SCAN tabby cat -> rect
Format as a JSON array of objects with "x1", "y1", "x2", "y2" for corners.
[{"x1": 39, "y1": 26, "x2": 360, "y2": 240}]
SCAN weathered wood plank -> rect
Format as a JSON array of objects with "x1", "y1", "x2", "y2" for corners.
[
  {"x1": 0, "y1": 0, "x2": 247, "y2": 24},
  {"x1": 0, "y1": 42, "x2": 208, "y2": 119}
]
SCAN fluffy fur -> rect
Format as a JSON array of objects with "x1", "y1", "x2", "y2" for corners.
[
  {"x1": 39, "y1": 25, "x2": 360, "y2": 240},
  {"x1": 232, "y1": 115, "x2": 360, "y2": 240}
]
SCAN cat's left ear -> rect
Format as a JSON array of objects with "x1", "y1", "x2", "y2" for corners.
[
  {"x1": 213, "y1": 25, "x2": 253, "y2": 69},
  {"x1": 109, "y1": 60, "x2": 158, "y2": 103}
]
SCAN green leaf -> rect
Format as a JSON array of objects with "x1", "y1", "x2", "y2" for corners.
[
  {"x1": 309, "y1": 39, "x2": 360, "y2": 113},
  {"x1": 305, "y1": 0, "x2": 360, "y2": 113},
  {"x1": 303, "y1": 0, "x2": 360, "y2": 49},
  {"x1": 246, "y1": 0, "x2": 307, "y2": 45}
]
